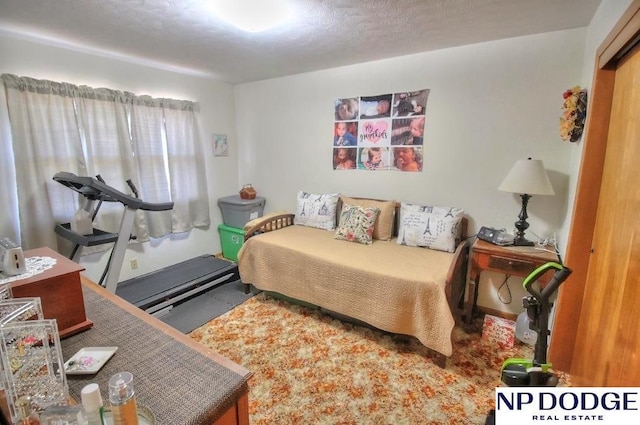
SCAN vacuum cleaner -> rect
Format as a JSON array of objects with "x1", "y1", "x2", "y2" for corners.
[
  {"x1": 485, "y1": 261, "x2": 572, "y2": 424},
  {"x1": 499, "y1": 261, "x2": 572, "y2": 387}
]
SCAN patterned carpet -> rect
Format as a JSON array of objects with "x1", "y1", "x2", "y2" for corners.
[{"x1": 189, "y1": 292, "x2": 569, "y2": 425}]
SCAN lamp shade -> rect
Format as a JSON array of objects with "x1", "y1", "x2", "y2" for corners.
[{"x1": 498, "y1": 158, "x2": 555, "y2": 196}]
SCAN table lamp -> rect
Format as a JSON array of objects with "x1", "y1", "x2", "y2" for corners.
[{"x1": 498, "y1": 158, "x2": 554, "y2": 246}]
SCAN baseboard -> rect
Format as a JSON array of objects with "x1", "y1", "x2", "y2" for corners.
[{"x1": 476, "y1": 306, "x2": 517, "y2": 322}]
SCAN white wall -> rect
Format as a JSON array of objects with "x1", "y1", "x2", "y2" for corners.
[
  {"x1": 235, "y1": 29, "x2": 585, "y2": 315},
  {"x1": 559, "y1": 0, "x2": 634, "y2": 255},
  {"x1": 0, "y1": 34, "x2": 239, "y2": 282}
]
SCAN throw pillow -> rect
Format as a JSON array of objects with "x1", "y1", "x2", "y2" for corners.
[
  {"x1": 397, "y1": 202, "x2": 464, "y2": 252},
  {"x1": 334, "y1": 204, "x2": 380, "y2": 245},
  {"x1": 294, "y1": 191, "x2": 340, "y2": 230},
  {"x1": 339, "y1": 196, "x2": 395, "y2": 241}
]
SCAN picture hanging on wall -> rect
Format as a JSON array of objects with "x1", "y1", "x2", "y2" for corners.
[
  {"x1": 333, "y1": 89, "x2": 429, "y2": 172},
  {"x1": 213, "y1": 133, "x2": 229, "y2": 156}
]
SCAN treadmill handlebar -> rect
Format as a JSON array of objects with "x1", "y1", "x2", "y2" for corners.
[
  {"x1": 53, "y1": 171, "x2": 173, "y2": 211},
  {"x1": 126, "y1": 179, "x2": 140, "y2": 199}
]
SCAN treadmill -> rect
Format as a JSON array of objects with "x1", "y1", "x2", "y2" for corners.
[{"x1": 53, "y1": 172, "x2": 239, "y2": 314}]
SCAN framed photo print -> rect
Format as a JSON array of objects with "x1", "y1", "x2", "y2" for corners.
[{"x1": 213, "y1": 133, "x2": 229, "y2": 156}]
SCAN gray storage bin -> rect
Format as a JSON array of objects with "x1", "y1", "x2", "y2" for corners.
[{"x1": 218, "y1": 195, "x2": 266, "y2": 228}]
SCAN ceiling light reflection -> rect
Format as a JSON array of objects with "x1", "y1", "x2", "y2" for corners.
[{"x1": 211, "y1": 0, "x2": 292, "y2": 33}]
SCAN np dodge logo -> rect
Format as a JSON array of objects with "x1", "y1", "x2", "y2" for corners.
[{"x1": 495, "y1": 388, "x2": 640, "y2": 424}]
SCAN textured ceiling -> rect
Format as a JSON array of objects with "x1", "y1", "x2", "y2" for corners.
[{"x1": 0, "y1": 0, "x2": 602, "y2": 84}]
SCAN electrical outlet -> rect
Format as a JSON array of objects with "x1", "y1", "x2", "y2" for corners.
[{"x1": 130, "y1": 258, "x2": 138, "y2": 270}]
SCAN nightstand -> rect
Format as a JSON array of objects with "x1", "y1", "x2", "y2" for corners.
[{"x1": 465, "y1": 239, "x2": 559, "y2": 323}]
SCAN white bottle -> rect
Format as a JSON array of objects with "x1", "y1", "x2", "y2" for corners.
[
  {"x1": 80, "y1": 383, "x2": 105, "y2": 425},
  {"x1": 515, "y1": 311, "x2": 537, "y2": 346}
]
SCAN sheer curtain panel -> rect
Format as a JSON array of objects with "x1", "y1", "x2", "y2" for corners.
[
  {"x1": 2, "y1": 75, "x2": 88, "y2": 249},
  {"x1": 75, "y1": 87, "x2": 140, "y2": 242},
  {"x1": 159, "y1": 99, "x2": 210, "y2": 232}
]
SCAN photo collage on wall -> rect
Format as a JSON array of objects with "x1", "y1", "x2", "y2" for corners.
[{"x1": 333, "y1": 89, "x2": 429, "y2": 172}]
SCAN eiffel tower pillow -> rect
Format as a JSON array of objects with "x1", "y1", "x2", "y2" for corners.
[
  {"x1": 397, "y1": 202, "x2": 464, "y2": 252},
  {"x1": 294, "y1": 191, "x2": 340, "y2": 230}
]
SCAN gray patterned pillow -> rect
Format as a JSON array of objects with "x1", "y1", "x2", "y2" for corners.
[
  {"x1": 334, "y1": 204, "x2": 380, "y2": 245},
  {"x1": 397, "y1": 202, "x2": 464, "y2": 252},
  {"x1": 294, "y1": 191, "x2": 340, "y2": 230}
]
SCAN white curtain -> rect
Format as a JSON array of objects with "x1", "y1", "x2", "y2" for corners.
[
  {"x1": 130, "y1": 96, "x2": 173, "y2": 239},
  {"x1": 1, "y1": 74, "x2": 210, "y2": 251},
  {"x1": 0, "y1": 79, "x2": 20, "y2": 243},
  {"x1": 160, "y1": 99, "x2": 210, "y2": 231},
  {"x1": 2, "y1": 75, "x2": 87, "y2": 249},
  {"x1": 75, "y1": 87, "x2": 139, "y2": 242}
]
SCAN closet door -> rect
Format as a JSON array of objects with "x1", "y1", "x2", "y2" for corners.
[{"x1": 569, "y1": 43, "x2": 640, "y2": 386}]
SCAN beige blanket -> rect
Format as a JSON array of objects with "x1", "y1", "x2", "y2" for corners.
[{"x1": 238, "y1": 225, "x2": 456, "y2": 356}]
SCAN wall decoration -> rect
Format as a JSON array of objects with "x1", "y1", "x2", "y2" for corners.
[
  {"x1": 333, "y1": 90, "x2": 429, "y2": 171},
  {"x1": 560, "y1": 86, "x2": 588, "y2": 143},
  {"x1": 334, "y1": 98, "x2": 359, "y2": 121},
  {"x1": 213, "y1": 133, "x2": 229, "y2": 156},
  {"x1": 358, "y1": 147, "x2": 389, "y2": 170},
  {"x1": 333, "y1": 147, "x2": 357, "y2": 170},
  {"x1": 333, "y1": 122, "x2": 358, "y2": 146}
]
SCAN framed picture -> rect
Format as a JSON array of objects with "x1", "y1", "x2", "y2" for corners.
[{"x1": 213, "y1": 133, "x2": 228, "y2": 156}]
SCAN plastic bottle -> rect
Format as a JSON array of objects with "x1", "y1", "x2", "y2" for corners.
[
  {"x1": 515, "y1": 311, "x2": 537, "y2": 346},
  {"x1": 80, "y1": 383, "x2": 105, "y2": 425},
  {"x1": 108, "y1": 372, "x2": 139, "y2": 425},
  {"x1": 13, "y1": 396, "x2": 40, "y2": 425}
]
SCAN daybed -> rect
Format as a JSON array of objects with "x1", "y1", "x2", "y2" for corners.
[{"x1": 238, "y1": 194, "x2": 470, "y2": 366}]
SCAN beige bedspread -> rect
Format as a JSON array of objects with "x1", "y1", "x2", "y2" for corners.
[{"x1": 238, "y1": 225, "x2": 456, "y2": 356}]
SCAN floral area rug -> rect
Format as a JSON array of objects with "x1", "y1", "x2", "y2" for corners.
[{"x1": 189, "y1": 293, "x2": 568, "y2": 424}]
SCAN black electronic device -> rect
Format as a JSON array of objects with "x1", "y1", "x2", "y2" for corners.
[{"x1": 477, "y1": 226, "x2": 514, "y2": 246}]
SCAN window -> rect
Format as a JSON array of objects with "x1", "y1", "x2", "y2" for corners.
[{"x1": 1, "y1": 74, "x2": 210, "y2": 250}]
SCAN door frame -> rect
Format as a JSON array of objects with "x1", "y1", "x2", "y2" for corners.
[{"x1": 549, "y1": 0, "x2": 640, "y2": 372}]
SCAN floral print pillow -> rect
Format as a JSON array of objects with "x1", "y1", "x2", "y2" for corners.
[{"x1": 334, "y1": 204, "x2": 380, "y2": 245}]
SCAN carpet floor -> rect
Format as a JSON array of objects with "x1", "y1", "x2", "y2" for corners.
[{"x1": 189, "y1": 292, "x2": 570, "y2": 425}]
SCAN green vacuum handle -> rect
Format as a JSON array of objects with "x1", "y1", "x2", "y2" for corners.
[
  {"x1": 523, "y1": 261, "x2": 572, "y2": 299},
  {"x1": 523, "y1": 262, "x2": 563, "y2": 290}
]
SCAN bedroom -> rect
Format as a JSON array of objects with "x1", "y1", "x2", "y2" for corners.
[{"x1": 0, "y1": 0, "x2": 636, "y2": 403}]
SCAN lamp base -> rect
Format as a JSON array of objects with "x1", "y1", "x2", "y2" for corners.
[
  {"x1": 513, "y1": 237, "x2": 534, "y2": 247},
  {"x1": 513, "y1": 194, "x2": 534, "y2": 247}
]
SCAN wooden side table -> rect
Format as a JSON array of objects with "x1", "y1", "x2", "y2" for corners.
[{"x1": 466, "y1": 239, "x2": 559, "y2": 323}]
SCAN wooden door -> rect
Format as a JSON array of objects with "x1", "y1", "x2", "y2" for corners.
[{"x1": 568, "y1": 43, "x2": 640, "y2": 386}]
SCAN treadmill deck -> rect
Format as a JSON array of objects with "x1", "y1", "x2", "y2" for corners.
[{"x1": 115, "y1": 255, "x2": 239, "y2": 310}]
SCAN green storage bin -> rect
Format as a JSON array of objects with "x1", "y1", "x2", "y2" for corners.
[{"x1": 218, "y1": 224, "x2": 244, "y2": 262}]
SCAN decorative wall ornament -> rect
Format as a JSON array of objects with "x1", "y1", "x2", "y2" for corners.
[
  {"x1": 560, "y1": 86, "x2": 588, "y2": 143},
  {"x1": 333, "y1": 90, "x2": 429, "y2": 172}
]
